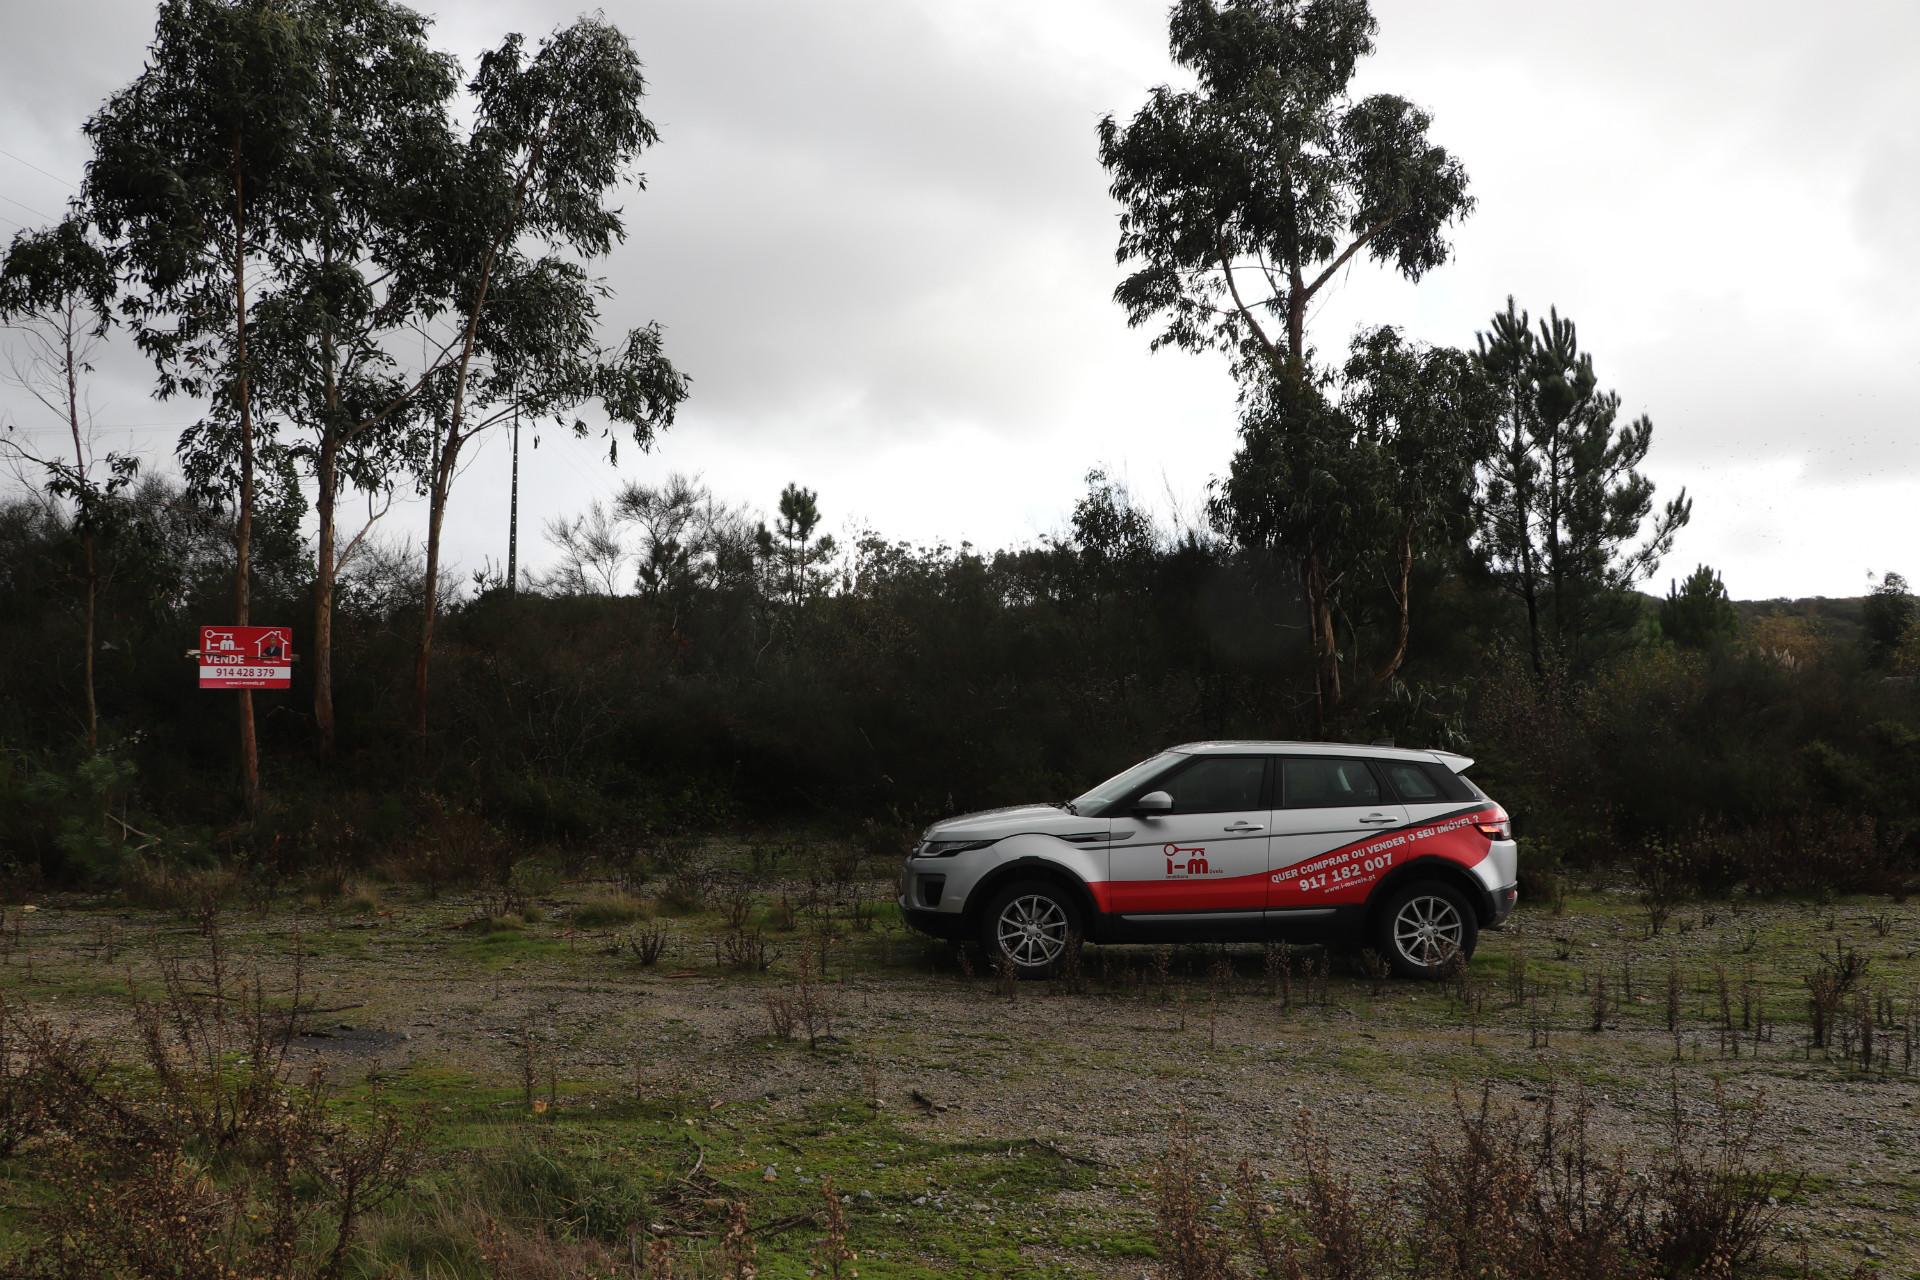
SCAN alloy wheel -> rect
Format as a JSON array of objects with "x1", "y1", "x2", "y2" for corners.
[
  {"x1": 996, "y1": 894, "x2": 1070, "y2": 968},
  {"x1": 1392, "y1": 893, "x2": 1465, "y2": 969}
]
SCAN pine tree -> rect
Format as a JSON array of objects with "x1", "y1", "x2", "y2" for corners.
[
  {"x1": 1659, "y1": 564, "x2": 1738, "y2": 650},
  {"x1": 775, "y1": 483, "x2": 837, "y2": 605},
  {"x1": 1475, "y1": 298, "x2": 1690, "y2": 673}
]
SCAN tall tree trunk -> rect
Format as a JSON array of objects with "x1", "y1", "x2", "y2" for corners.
[
  {"x1": 1303, "y1": 546, "x2": 1341, "y2": 733},
  {"x1": 312, "y1": 198, "x2": 342, "y2": 759},
  {"x1": 81, "y1": 537, "x2": 98, "y2": 752},
  {"x1": 1374, "y1": 515, "x2": 1415, "y2": 689},
  {"x1": 232, "y1": 145, "x2": 260, "y2": 816},
  {"x1": 1545, "y1": 447, "x2": 1565, "y2": 650},
  {"x1": 410, "y1": 125, "x2": 544, "y2": 739},
  {"x1": 1285, "y1": 272, "x2": 1306, "y2": 381},
  {"x1": 313, "y1": 427, "x2": 339, "y2": 757},
  {"x1": 1521, "y1": 578, "x2": 1542, "y2": 676},
  {"x1": 412, "y1": 459, "x2": 451, "y2": 738},
  {"x1": 1506, "y1": 410, "x2": 1544, "y2": 680},
  {"x1": 62, "y1": 308, "x2": 99, "y2": 753}
]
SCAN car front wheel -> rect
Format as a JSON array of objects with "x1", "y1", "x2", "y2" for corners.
[
  {"x1": 1373, "y1": 880, "x2": 1479, "y2": 980},
  {"x1": 978, "y1": 880, "x2": 1082, "y2": 979}
]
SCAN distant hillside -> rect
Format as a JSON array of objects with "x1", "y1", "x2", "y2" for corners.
[
  {"x1": 1628, "y1": 592, "x2": 1871, "y2": 650},
  {"x1": 1732, "y1": 596, "x2": 1867, "y2": 649}
]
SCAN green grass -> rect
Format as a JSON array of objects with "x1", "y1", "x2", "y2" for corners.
[
  {"x1": 344, "y1": 1089, "x2": 1107, "y2": 1278},
  {"x1": 448, "y1": 922, "x2": 566, "y2": 968},
  {"x1": 571, "y1": 892, "x2": 652, "y2": 929}
]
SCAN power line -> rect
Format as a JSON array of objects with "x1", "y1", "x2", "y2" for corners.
[
  {"x1": 0, "y1": 191, "x2": 55, "y2": 223},
  {"x1": 4, "y1": 421, "x2": 198, "y2": 435},
  {"x1": 0, "y1": 148, "x2": 77, "y2": 190}
]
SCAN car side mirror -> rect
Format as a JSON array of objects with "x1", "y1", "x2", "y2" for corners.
[{"x1": 1133, "y1": 790, "x2": 1172, "y2": 816}]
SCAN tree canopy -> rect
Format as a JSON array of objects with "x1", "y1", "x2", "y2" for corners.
[{"x1": 1098, "y1": 0, "x2": 1471, "y2": 380}]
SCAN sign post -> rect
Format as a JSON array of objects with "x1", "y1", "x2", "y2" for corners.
[{"x1": 197, "y1": 625, "x2": 294, "y2": 690}]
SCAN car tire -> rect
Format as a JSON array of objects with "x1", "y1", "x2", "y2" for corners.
[
  {"x1": 977, "y1": 880, "x2": 1082, "y2": 979},
  {"x1": 1373, "y1": 880, "x2": 1478, "y2": 980}
]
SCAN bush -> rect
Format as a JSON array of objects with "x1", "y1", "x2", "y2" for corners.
[
  {"x1": 1153, "y1": 1081, "x2": 1802, "y2": 1280},
  {"x1": 0, "y1": 917, "x2": 427, "y2": 1278}
]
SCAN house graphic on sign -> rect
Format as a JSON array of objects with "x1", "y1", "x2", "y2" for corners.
[{"x1": 202, "y1": 629, "x2": 287, "y2": 659}]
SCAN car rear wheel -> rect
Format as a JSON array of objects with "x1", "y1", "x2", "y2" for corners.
[
  {"x1": 1373, "y1": 881, "x2": 1478, "y2": 980},
  {"x1": 978, "y1": 880, "x2": 1082, "y2": 979}
]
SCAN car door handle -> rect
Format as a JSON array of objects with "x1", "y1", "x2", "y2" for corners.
[
  {"x1": 1223, "y1": 822, "x2": 1264, "y2": 833},
  {"x1": 1357, "y1": 813, "x2": 1399, "y2": 825}
]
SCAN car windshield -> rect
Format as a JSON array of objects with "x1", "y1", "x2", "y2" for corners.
[{"x1": 1072, "y1": 751, "x2": 1182, "y2": 814}]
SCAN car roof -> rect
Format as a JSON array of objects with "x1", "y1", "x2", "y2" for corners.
[{"x1": 1170, "y1": 740, "x2": 1472, "y2": 769}]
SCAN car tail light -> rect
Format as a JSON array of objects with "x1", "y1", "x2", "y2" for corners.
[{"x1": 1476, "y1": 818, "x2": 1511, "y2": 841}]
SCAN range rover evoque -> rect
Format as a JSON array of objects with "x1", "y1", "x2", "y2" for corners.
[{"x1": 898, "y1": 742, "x2": 1518, "y2": 979}]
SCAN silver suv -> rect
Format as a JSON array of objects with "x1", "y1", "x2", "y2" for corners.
[{"x1": 898, "y1": 741, "x2": 1517, "y2": 979}]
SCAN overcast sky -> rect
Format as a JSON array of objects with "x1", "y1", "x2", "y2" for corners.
[{"x1": 2, "y1": 0, "x2": 1915, "y2": 601}]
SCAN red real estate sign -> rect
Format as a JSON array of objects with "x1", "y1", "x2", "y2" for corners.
[{"x1": 199, "y1": 625, "x2": 294, "y2": 689}]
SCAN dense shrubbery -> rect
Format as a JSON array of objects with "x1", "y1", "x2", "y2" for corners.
[
  {"x1": 1, "y1": 474, "x2": 1916, "y2": 900},
  {"x1": 1474, "y1": 641, "x2": 1920, "y2": 895}
]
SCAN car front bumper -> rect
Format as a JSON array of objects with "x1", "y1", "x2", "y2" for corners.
[{"x1": 899, "y1": 896, "x2": 969, "y2": 941}]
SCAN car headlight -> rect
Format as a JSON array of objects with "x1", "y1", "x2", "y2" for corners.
[{"x1": 918, "y1": 838, "x2": 998, "y2": 858}]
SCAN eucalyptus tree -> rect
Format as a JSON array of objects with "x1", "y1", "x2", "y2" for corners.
[
  {"x1": 1476, "y1": 299, "x2": 1690, "y2": 673},
  {"x1": 1099, "y1": 0, "x2": 1473, "y2": 723},
  {"x1": 0, "y1": 219, "x2": 137, "y2": 751},
  {"x1": 240, "y1": 0, "x2": 460, "y2": 759},
  {"x1": 1210, "y1": 370, "x2": 1383, "y2": 723},
  {"x1": 1098, "y1": 0, "x2": 1470, "y2": 383},
  {"x1": 1339, "y1": 327, "x2": 1494, "y2": 688},
  {"x1": 404, "y1": 17, "x2": 688, "y2": 737},
  {"x1": 84, "y1": 0, "x2": 332, "y2": 813}
]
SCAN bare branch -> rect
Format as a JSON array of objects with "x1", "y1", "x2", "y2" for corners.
[{"x1": 1301, "y1": 219, "x2": 1391, "y2": 303}]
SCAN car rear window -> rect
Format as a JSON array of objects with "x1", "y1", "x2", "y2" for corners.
[
  {"x1": 1382, "y1": 761, "x2": 1444, "y2": 801},
  {"x1": 1406, "y1": 761, "x2": 1478, "y2": 802},
  {"x1": 1281, "y1": 758, "x2": 1381, "y2": 808}
]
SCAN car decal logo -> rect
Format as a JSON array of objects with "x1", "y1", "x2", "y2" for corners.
[{"x1": 1163, "y1": 843, "x2": 1214, "y2": 876}]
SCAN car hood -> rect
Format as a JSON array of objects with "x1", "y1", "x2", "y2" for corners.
[{"x1": 922, "y1": 803, "x2": 1103, "y2": 843}]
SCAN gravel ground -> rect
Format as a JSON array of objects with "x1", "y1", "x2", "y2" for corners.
[{"x1": 3, "y1": 878, "x2": 1917, "y2": 1275}]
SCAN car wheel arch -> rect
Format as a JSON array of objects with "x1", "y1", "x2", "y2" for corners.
[
  {"x1": 1366, "y1": 856, "x2": 1495, "y2": 930},
  {"x1": 965, "y1": 857, "x2": 1099, "y2": 932}
]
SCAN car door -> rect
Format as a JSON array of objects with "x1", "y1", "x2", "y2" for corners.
[
  {"x1": 1105, "y1": 754, "x2": 1271, "y2": 916},
  {"x1": 1266, "y1": 756, "x2": 1409, "y2": 911}
]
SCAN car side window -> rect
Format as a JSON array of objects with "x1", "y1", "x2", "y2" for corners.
[
  {"x1": 1281, "y1": 758, "x2": 1382, "y2": 808},
  {"x1": 1161, "y1": 757, "x2": 1266, "y2": 814},
  {"x1": 1382, "y1": 762, "x2": 1442, "y2": 802}
]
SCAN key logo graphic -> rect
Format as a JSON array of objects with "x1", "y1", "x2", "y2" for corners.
[{"x1": 1163, "y1": 843, "x2": 1211, "y2": 876}]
